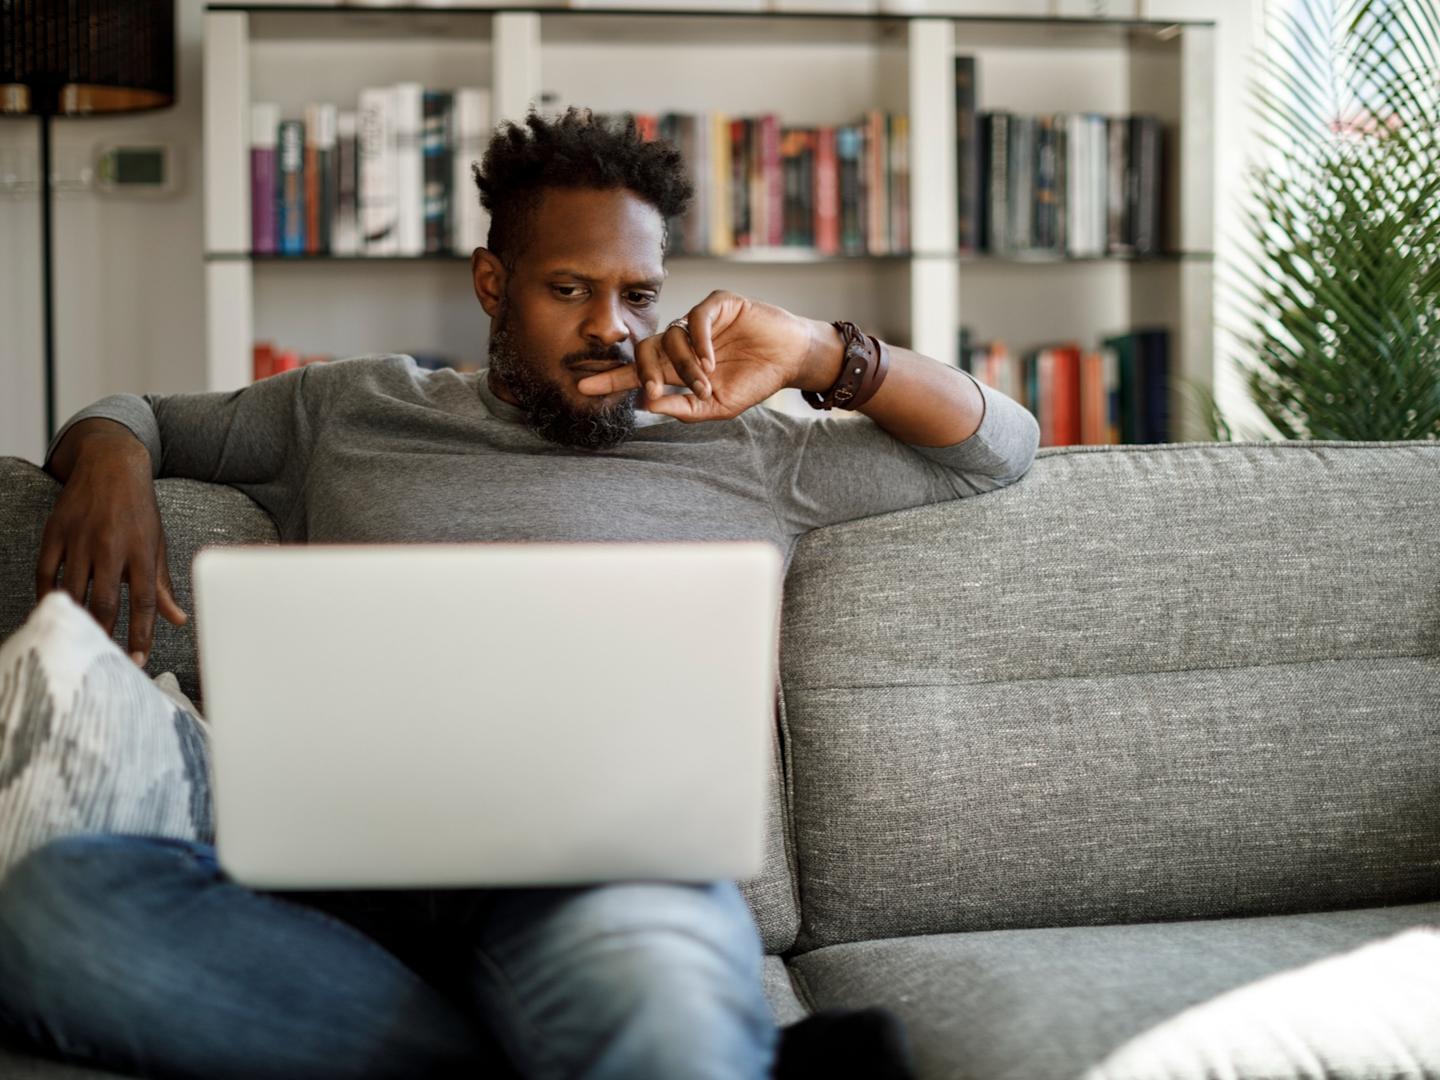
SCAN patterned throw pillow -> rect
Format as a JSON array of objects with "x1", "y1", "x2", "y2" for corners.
[{"x1": 0, "y1": 591, "x2": 214, "y2": 885}]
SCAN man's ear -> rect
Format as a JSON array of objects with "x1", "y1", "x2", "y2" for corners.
[{"x1": 472, "y1": 248, "x2": 507, "y2": 319}]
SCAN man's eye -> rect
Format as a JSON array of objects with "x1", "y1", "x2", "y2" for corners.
[
  {"x1": 552, "y1": 285, "x2": 583, "y2": 298},
  {"x1": 627, "y1": 293, "x2": 657, "y2": 307}
]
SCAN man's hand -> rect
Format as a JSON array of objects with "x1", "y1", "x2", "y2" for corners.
[
  {"x1": 36, "y1": 420, "x2": 188, "y2": 667},
  {"x1": 574, "y1": 290, "x2": 841, "y2": 422}
]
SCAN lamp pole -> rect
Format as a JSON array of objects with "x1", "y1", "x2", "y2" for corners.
[{"x1": 38, "y1": 109, "x2": 55, "y2": 444}]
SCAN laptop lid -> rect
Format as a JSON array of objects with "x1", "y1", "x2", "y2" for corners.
[{"x1": 192, "y1": 542, "x2": 783, "y2": 889}]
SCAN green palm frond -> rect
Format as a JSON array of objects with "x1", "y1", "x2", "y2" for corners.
[{"x1": 1231, "y1": 0, "x2": 1440, "y2": 442}]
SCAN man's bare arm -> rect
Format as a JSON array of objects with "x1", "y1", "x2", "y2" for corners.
[
  {"x1": 37, "y1": 417, "x2": 187, "y2": 667},
  {"x1": 794, "y1": 323, "x2": 985, "y2": 449}
]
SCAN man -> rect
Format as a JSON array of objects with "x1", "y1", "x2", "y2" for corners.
[{"x1": 0, "y1": 107, "x2": 1039, "y2": 1079}]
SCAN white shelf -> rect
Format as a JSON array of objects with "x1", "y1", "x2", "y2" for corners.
[{"x1": 203, "y1": 4, "x2": 1217, "y2": 440}]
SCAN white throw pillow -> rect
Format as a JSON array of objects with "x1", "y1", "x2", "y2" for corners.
[{"x1": 0, "y1": 591, "x2": 214, "y2": 885}]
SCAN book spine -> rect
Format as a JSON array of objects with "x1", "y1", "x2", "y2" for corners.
[
  {"x1": 249, "y1": 103, "x2": 279, "y2": 255},
  {"x1": 765, "y1": 113, "x2": 783, "y2": 248},
  {"x1": 710, "y1": 112, "x2": 733, "y2": 255},
  {"x1": 780, "y1": 128, "x2": 802, "y2": 247},
  {"x1": 1010, "y1": 115, "x2": 1034, "y2": 253},
  {"x1": 686, "y1": 113, "x2": 707, "y2": 254},
  {"x1": 799, "y1": 129, "x2": 815, "y2": 247},
  {"x1": 891, "y1": 114, "x2": 909, "y2": 253},
  {"x1": 866, "y1": 109, "x2": 888, "y2": 254},
  {"x1": 450, "y1": 88, "x2": 491, "y2": 255},
  {"x1": 359, "y1": 87, "x2": 397, "y2": 255},
  {"x1": 394, "y1": 82, "x2": 424, "y2": 256},
  {"x1": 1106, "y1": 116, "x2": 1131, "y2": 254},
  {"x1": 304, "y1": 105, "x2": 320, "y2": 254},
  {"x1": 1131, "y1": 115, "x2": 1161, "y2": 255},
  {"x1": 1055, "y1": 344, "x2": 1081, "y2": 445},
  {"x1": 317, "y1": 103, "x2": 337, "y2": 254},
  {"x1": 1065, "y1": 113, "x2": 1085, "y2": 256},
  {"x1": 815, "y1": 126, "x2": 839, "y2": 255},
  {"x1": 334, "y1": 111, "x2": 358, "y2": 255},
  {"x1": 731, "y1": 117, "x2": 749, "y2": 248},
  {"x1": 986, "y1": 112, "x2": 1010, "y2": 253},
  {"x1": 1103, "y1": 343, "x2": 1121, "y2": 444},
  {"x1": 836, "y1": 125, "x2": 863, "y2": 255},
  {"x1": 1139, "y1": 328, "x2": 1170, "y2": 441},
  {"x1": 955, "y1": 56, "x2": 979, "y2": 252},
  {"x1": 277, "y1": 119, "x2": 305, "y2": 256},
  {"x1": 423, "y1": 90, "x2": 453, "y2": 254}
]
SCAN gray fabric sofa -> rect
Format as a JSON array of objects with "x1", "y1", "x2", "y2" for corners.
[{"x1": 1, "y1": 439, "x2": 1438, "y2": 1079}]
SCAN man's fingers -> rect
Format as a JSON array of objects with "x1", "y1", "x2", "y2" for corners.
[
  {"x1": 157, "y1": 540, "x2": 188, "y2": 626},
  {"x1": 663, "y1": 324, "x2": 711, "y2": 400},
  {"x1": 88, "y1": 557, "x2": 124, "y2": 636},
  {"x1": 58, "y1": 546, "x2": 92, "y2": 607},
  {"x1": 575, "y1": 364, "x2": 641, "y2": 396},
  {"x1": 35, "y1": 526, "x2": 62, "y2": 601},
  {"x1": 636, "y1": 335, "x2": 671, "y2": 403},
  {"x1": 127, "y1": 558, "x2": 158, "y2": 664}
]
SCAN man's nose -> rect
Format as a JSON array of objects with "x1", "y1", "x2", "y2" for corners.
[{"x1": 581, "y1": 294, "x2": 631, "y2": 346}]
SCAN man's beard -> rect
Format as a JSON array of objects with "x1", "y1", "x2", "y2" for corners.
[{"x1": 487, "y1": 319, "x2": 642, "y2": 452}]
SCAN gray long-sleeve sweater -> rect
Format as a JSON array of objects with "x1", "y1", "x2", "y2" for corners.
[{"x1": 48, "y1": 354, "x2": 1040, "y2": 562}]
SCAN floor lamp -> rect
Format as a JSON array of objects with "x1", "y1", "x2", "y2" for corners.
[{"x1": 1, "y1": 0, "x2": 176, "y2": 443}]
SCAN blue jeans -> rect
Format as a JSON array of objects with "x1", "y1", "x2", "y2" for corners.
[{"x1": 0, "y1": 833, "x2": 778, "y2": 1079}]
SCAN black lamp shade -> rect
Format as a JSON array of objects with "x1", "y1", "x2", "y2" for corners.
[{"x1": 2, "y1": 0, "x2": 175, "y2": 117}]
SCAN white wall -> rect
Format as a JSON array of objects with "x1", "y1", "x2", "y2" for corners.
[
  {"x1": 0, "y1": 0, "x2": 1265, "y2": 466},
  {"x1": 0, "y1": 0, "x2": 207, "y2": 464}
]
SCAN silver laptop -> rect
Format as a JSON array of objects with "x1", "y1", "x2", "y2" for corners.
[{"x1": 191, "y1": 542, "x2": 783, "y2": 890}]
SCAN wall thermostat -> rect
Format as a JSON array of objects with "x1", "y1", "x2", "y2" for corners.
[{"x1": 95, "y1": 144, "x2": 179, "y2": 196}]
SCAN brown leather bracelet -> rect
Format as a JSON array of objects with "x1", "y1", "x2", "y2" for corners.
[
  {"x1": 848, "y1": 334, "x2": 891, "y2": 411},
  {"x1": 803, "y1": 321, "x2": 878, "y2": 411}
]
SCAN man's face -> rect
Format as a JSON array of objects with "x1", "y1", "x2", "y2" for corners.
[{"x1": 472, "y1": 186, "x2": 666, "y2": 451}]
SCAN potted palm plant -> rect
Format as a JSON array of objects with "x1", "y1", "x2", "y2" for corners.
[{"x1": 1192, "y1": 0, "x2": 1440, "y2": 441}]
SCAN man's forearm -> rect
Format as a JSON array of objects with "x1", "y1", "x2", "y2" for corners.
[{"x1": 792, "y1": 320, "x2": 984, "y2": 448}]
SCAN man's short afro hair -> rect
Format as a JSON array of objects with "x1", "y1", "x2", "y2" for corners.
[{"x1": 472, "y1": 106, "x2": 695, "y2": 271}]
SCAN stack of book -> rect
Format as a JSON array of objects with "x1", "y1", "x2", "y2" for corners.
[
  {"x1": 955, "y1": 56, "x2": 1166, "y2": 257},
  {"x1": 960, "y1": 327, "x2": 1171, "y2": 445},
  {"x1": 597, "y1": 109, "x2": 910, "y2": 257},
  {"x1": 250, "y1": 85, "x2": 492, "y2": 257}
]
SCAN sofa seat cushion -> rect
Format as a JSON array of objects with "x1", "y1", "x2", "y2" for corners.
[{"x1": 787, "y1": 900, "x2": 1440, "y2": 1080}]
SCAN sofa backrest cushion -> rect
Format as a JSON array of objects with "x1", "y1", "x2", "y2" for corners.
[
  {"x1": 778, "y1": 441, "x2": 1440, "y2": 951},
  {"x1": 0, "y1": 460, "x2": 281, "y2": 710}
]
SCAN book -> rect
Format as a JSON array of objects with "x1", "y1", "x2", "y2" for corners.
[
  {"x1": 761, "y1": 113, "x2": 783, "y2": 248},
  {"x1": 709, "y1": 112, "x2": 733, "y2": 255},
  {"x1": 393, "y1": 82, "x2": 425, "y2": 256},
  {"x1": 1009, "y1": 115, "x2": 1034, "y2": 253},
  {"x1": 358, "y1": 87, "x2": 397, "y2": 255},
  {"x1": 955, "y1": 56, "x2": 980, "y2": 253},
  {"x1": 277, "y1": 118, "x2": 306, "y2": 256},
  {"x1": 1106, "y1": 116, "x2": 1130, "y2": 255},
  {"x1": 451, "y1": 87, "x2": 491, "y2": 256},
  {"x1": 866, "y1": 109, "x2": 889, "y2": 254},
  {"x1": 836, "y1": 124, "x2": 864, "y2": 255},
  {"x1": 249, "y1": 102, "x2": 279, "y2": 255},
  {"x1": 814, "y1": 126, "x2": 839, "y2": 255},
  {"x1": 890, "y1": 113, "x2": 909, "y2": 253},
  {"x1": 981, "y1": 111, "x2": 1010, "y2": 253},
  {"x1": 304, "y1": 102, "x2": 337, "y2": 254},
  {"x1": 1135, "y1": 327, "x2": 1170, "y2": 441},
  {"x1": 333, "y1": 111, "x2": 359, "y2": 256},
  {"x1": 422, "y1": 90, "x2": 453, "y2": 254},
  {"x1": 1129, "y1": 115, "x2": 1162, "y2": 255}
]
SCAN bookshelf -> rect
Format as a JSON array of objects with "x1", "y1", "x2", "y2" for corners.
[{"x1": 203, "y1": 4, "x2": 1216, "y2": 439}]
